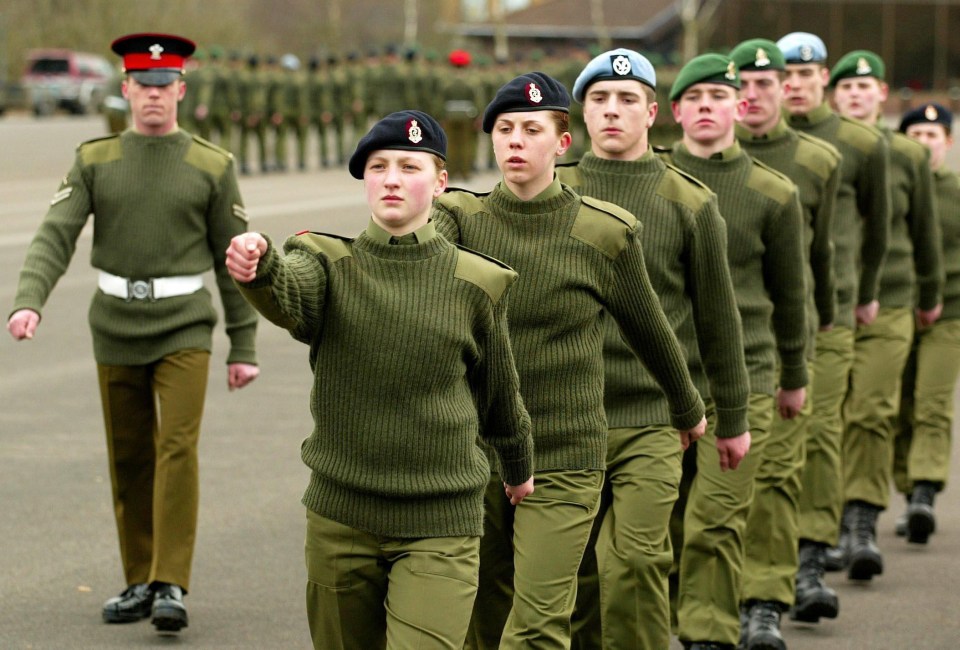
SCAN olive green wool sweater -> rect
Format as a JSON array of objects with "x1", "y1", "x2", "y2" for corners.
[
  {"x1": 556, "y1": 152, "x2": 750, "y2": 439},
  {"x1": 237, "y1": 221, "x2": 534, "y2": 538},
  {"x1": 875, "y1": 126, "x2": 942, "y2": 310},
  {"x1": 11, "y1": 129, "x2": 257, "y2": 366},
  {"x1": 665, "y1": 141, "x2": 808, "y2": 395},
  {"x1": 786, "y1": 102, "x2": 891, "y2": 328},
  {"x1": 737, "y1": 119, "x2": 841, "y2": 357},
  {"x1": 934, "y1": 168, "x2": 960, "y2": 321},
  {"x1": 433, "y1": 179, "x2": 705, "y2": 471}
]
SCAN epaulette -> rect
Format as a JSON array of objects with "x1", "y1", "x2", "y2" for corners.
[
  {"x1": 437, "y1": 187, "x2": 489, "y2": 213},
  {"x1": 190, "y1": 133, "x2": 234, "y2": 159},
  {"x1": 555, "y1": 162, "x2": 582, "y2": 188},
  {"x1": 78, "y1": 134, "x2": 122, "y2": 166},
  {"x1": 287, "y1": 231, "x2": 354, "y2": 263},
  {"x1": 572, "y1": 196, "x2": 639, "y2": 260},
  {"x1": 453, "y1": 245, "x2": 517, "y2": 303},
  {"x1": 579, "y1": 195, "x2": 637, "y2": 228},
  {"x1": 186, "y1": 133, "x2": 233, "y2": 177},
  {"x1": 797, "y1": 131, "x2": 841, "y2": 162},
  {"x1": 795, "y1": 132, "x2": 842, "y2": 181},
  {"x1": 454, "y1": 243, "x2": 513, "y2": 270},
  {"x1": 747, "y1": 157, "x2": 797, "y2": 206},
  {"x1": 889, "y1": 130, "x2": 930, "y2": 166},
  {"x1": 657, "y1": 162, "x2": 714, "y2": 213},
  {"x1": 652, "y1": 144, "x2": 673, "y2": 154},
  {"x1": 836, "y1": 114, "x2": 884, "y2": 155}
]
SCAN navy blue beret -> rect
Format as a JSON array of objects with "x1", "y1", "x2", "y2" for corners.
[
  {"x1": 348, "y1": 110, "x2": 446, "y2": 179},
  {"x1": 482, "y1": 71, "x2": 570, "y2": 134},
  {"x1": 900, "y1": 103, "x2": 953, "y2": 133}
]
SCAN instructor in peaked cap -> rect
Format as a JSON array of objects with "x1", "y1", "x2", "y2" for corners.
[{"x1": 7, "y1": 32, "x2": 259, "y2": 635}]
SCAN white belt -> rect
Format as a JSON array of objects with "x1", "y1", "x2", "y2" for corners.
[{"x1": 98, "y1": 271, "x2": 204, "y2": 301}]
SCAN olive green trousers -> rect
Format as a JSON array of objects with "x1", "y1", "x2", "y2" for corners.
[
  {"x1": 304, "y1": 509, "x2": 479, "y2": 650},
  {"x1": 742, "y1": 365, "x2": 814, "y2": 607},
  {"x1": 571, "y1": 426, "x2": 683, "y2": 650},
  {"x1": 672, "y1": 394, "x2": 774, "y2": 647},
  {"x1": 843, "y1": 308, "x2": 914, "y2": 509},
  {"x1": 466, "y1": 469, "x2": 603, "y2": 650},
  {"x1": 797, "y1": 327, "x2": 854, "y2": 545},
  {"x1": 97, "y1": 348, "x2": 210, "y2": 591},
  {"x1": 893, "y1": 318, "x2": 960, "y2": 493}
]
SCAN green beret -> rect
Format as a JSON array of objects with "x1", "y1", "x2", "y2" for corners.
[
  {"x1": 670, "y1": 53, "x2": 740, "y2": 101},
  {"x1": 730, "y1": 39, "x2": 785, "y2": 72},
  {"x1": 829, "y1": 50, "x2": 885, "y2": 86}
]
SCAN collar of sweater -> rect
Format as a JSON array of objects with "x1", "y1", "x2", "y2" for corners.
[
  {"x1": 365, "y1": 218, "x2": 438, "y2": 245},
  {"x1": 353, "y1": 224, "x2": 449, "y2": 261},
  {"x1": 488, "y1": 178, "x2": 579, "y2": 216},
  {"x1": 578, "y1": 149, "x2": 664, "y2": 177},
  {"x1": 736, "y1": 118, "x2": 790, "y2": 142},
  {"x1": 120, "y1": 128, "x2": 189, "y2": 146},
  {"x1": 785, "y1": 101, "x2": 832, "y2": 128},
  {"x1": 673, "y1": 139, "x2": 745, "y2": 167}
]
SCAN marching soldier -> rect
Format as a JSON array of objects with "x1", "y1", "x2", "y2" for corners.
[{"x1": 441, "y1": 50, "x2": 480, "y2": 181}]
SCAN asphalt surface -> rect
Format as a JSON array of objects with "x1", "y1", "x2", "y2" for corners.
[{"x1": 2, "y1": 114, "x2": 960, "y2": 649}]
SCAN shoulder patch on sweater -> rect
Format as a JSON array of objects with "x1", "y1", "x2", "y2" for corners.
[
  {"x1": 454, "y1": 246, "x2": 517, "y2": 303},
  {"x1": 78, "y1": 135, "x2": 122, "y2": 166},
  {"x1": 554, "y1": 162, "x2": 582, "y2": 189},
  {"x1": 185, "y1": 136, "x2": 232, "y2": 178},
  {"x1": 573, "y1": 196, "x2": 638, "y2": 259},
  {"x1": 889, "y1": 131, "x2": 930, "y2": 166},
  {"x1": 836, "y1": 115, "x2": 883, "y2": 155},
  {"x1": 794, "y1": 133, "x2": 841, "y2": 181},
  {"x1": 657, "y1": 164, "x2": 713, "y2": 213},
  {"x1": 746, "y1": 158, "x2": 797, "y2": 206},
  {"x1": 438, "y1": 188, "x2": 488, "y2": 215},
  {"x1": 288, "y1": 231, "x2": 354, "y2": 262}
]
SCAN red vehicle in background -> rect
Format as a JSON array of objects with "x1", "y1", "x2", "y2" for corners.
[{"x1": 22, "y1": 48, "x2": 115, "y2": 116}]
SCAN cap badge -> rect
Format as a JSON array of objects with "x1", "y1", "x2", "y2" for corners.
[
  {"x1": 755, "y1": 48, "x2": 771, "y2": 67},
  {"x1": 856, "y1": 57, "x2": 872, "y2": 75},
  {"x1": 611, "y1": 54, "x2": 632, "y2": 76},
  {"x1": 407, "y1": 119, "x2": 423, "y2": 144},
  {"x1": 925, "y1": 105, "x2": 939, "y2": 121},
  {"x1": 800, "y1": 45, "x2": 813, "y2": 62},
  {"x1": 149, "y1": 44, "x2": 164, "y2": 60},
  {"x1": 725, "y1": 61, "x2": 737, "y2": 81},
  {"x1": 527, "y1": 82, "x2": 543, "y2": 104}
]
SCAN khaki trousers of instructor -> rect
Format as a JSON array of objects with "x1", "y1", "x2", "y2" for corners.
[
  {"x1": 97, "y1": 349, "x2": 210, "y2": 592},
  {"x1": 671, "y1": 394, "x2": 773, "y2": 647},
  {"x1": 797, "y1": 326, "x2": 855, "y2": 545},
  {"x1": 304, "y1": 510, "x2": 479, "y2": 650},
  {"x1": 466, "y1": 469, "x2": 603, "y2": 650},
  {"x1": 742, "y1": 365, "x2": 814, "y2": 607},
  {"x1": 893, "y1": 318, "x2": 960, "y2": 493},
  {"x1": 571, "y1": 426, "x2": 683, "y2": 650},
  {"x1": 843, "y1": 307, "x2": 914, "y2": 509}
]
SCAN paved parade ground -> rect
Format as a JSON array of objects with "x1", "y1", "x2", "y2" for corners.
[{"x1": 2, "y1": 115, "x2": 960, "y2": 648}]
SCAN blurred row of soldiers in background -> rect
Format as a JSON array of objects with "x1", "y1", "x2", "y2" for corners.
[
  {"x1": 106, "y1": 44, "x2": 594, "y2": 179},
  {"x1": 104, "y1": 47, "x2": 589, "y2": 180}
]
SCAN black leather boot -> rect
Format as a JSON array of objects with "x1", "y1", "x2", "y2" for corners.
[
  {"x1": 102, "y1": 583, "x2": 154, "y2": 623},
  {"x1": 847, "y1": 500, "x2": 883, "y2": 581},
  {"x1": 791, "y1": 540, "x2": 839, "y2": 622},
  {"x1": 151, "y1": 583, "x2": 188, "y2": 633},
  {"x1": 824, "y1": 502, "x2": 854, "y2": 571},
  {"x1": 907, "y1": 481, "x2": 937, "y2": 544},
  {"x1": 744, "y1": 601, "x2": 786, "y2": 650}
]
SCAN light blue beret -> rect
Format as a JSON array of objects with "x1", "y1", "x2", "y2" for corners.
[
  {"x1": 776, "y1": 32, "x2": 827, "y2": 64},
  {"x1": 572, "y1": 48, "x2": 656, "y2": 103}
]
